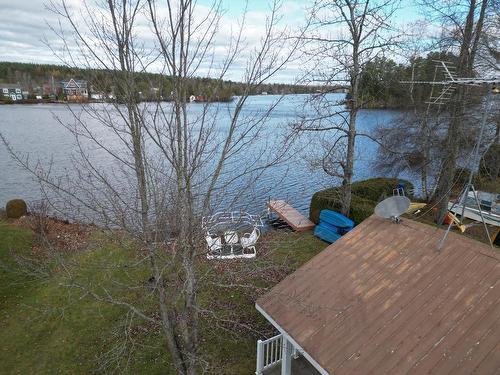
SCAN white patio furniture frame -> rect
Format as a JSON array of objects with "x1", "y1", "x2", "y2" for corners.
[{"x1": 203, "y1": 211, "x2": 264, "y2": 260}]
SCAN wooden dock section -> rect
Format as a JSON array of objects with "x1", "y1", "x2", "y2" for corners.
[{"x1": 267, "y1": 200, "x2": 315, "y2": 232}]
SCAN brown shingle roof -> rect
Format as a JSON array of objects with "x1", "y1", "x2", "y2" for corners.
[{"x1": 257, "y1": 215, "x2": 500, "y2": 374}]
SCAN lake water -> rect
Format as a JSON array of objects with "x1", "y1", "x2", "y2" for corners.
[{"x1": 0, "y1": 94, "x2": 410, "y2": 218}]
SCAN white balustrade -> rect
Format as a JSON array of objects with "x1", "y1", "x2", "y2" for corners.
[{"x1": 255, "y1": 334, "x2": 283, "y2": 374}]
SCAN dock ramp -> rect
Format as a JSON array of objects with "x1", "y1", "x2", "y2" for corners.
[{"x1": 267, "y1": 200, "x2": 315, "y2": 232}]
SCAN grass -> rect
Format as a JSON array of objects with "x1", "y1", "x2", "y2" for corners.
[
  {"x1": 0, "y1": 222, "x2": 159, "y2": 374},
  {"x1": 0, "y1": 220, "x2": 327, "y2": 374}
]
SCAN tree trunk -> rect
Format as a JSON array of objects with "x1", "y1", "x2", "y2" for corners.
[
  {"x1": 341, "y1": 8, "x2": 361, "y2": 217},
  {"x1": 341, "y1": 108, "x2": 357, "y2": 216},
  {"x1": 435, "y1": 88, "x2": 465, "y2": 224},
  {"x1": 434, "y1": 0, "x2": 488, "y2": 223}
]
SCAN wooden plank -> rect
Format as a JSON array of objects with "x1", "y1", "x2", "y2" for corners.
[{"x1": 267, "y1": 200, "x2": 315, "y2": 232}]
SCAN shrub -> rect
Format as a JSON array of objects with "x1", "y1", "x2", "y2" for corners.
[
  {"x1": 6, "y1": 199, "x2": 28, "y2": 219},
  {"x1": 351, "y1": 177, "x2": 414, "y2": 201},
  {"x1": 310, "y1": 177, "x2": 414, "y2": 225},
  {"x1": 310, "y1": 187, "x2": 341, "y2": 224},
  {"x1": 28, "y1": 201, "x2": 50, "y2": 239},
  {"x1": 1, "y1": 97, "x2": 13, "y2": 104}
]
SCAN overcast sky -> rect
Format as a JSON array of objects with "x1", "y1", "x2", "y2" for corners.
[{"x1": 0, "y1": 0, "x2": 422, "y2": 83}]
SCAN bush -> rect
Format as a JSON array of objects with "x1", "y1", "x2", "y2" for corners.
[
  {"x1": 27, "y1": 201, "x2": 50, "y2": 239},
  {"x1": 351, "y1": 177, "x2": 413, "y2": 201},
  {"x1": 6, "y1": 199, "x2": 28, "y2": 219},
  {"x1": 1, "y1": 97, "x2": 13, "y2": 104},
  {"x1": 310, "y1": 178, "x2": 414, "y2": 225}
]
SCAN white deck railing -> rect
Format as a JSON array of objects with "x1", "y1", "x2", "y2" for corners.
[{"x1": 256, "y1": 334, "x2": 283, "y2": 374}]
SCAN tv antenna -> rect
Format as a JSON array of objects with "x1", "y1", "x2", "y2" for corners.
[
  {"x1": 401, "y1": 61, "x2": 499, "y2": 248},
  {"x1": 402, "y1": 60, "x2": 499, "y2": 105},
  {"x1": 375, "y1": 195, "x2": 411, "y2": 223}
]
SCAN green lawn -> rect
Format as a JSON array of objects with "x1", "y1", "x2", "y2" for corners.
[{"x1": 0, "y1": 221, "x2": 326, "y2": 374}]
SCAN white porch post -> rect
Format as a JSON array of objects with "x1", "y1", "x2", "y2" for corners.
[
  {"x1": 256, "y1": 339, "x2": 264, "y2": 375},
  {"x1": 281, "y1": 336, "x2": 292, "y2": 375}
]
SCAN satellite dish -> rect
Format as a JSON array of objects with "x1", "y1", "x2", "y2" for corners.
[{"x1": 375, "y1": 196, "x2": 411, "y2": 223}]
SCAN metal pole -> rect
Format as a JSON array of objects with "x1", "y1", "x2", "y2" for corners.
[
  {"x1": 459, "y1": 87, "x2": 493, "y2": 225},
  {"x1": 439, "y1": 86, "x2": 494, "y2": 249},
  {"x1": 439, "y1": 187, "x2": 467, "y2": 249}
]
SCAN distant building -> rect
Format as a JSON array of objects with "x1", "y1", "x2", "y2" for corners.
[
  {"x1": 189, "y1": 94, "x2": 209, "y2": 103},
  {"x1": 0, "y1": 84, "x2": 23, "y2": 101},
  {"x1": 195, "y1": 95, "x2": 208, "y2": 102},
  {"x1": 60, "y1": 78, "x2": 88, "y2": 101},
  {"x1": 332, "y1": 87, "x2": 349, "y2": 93},
  {"x1": 90, "y1": 93, "x2": 104, "y2": 100}
]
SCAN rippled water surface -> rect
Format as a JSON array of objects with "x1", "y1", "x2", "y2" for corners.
[{"x1": 0, "y1": 94, "x2": 410, "y2": 216}]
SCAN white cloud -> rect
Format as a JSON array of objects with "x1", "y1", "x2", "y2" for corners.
[
  {"x1": 0, "y1": 0, "x2": 425, "y2": 83},
  {"x1": 0, "y1": 0, "x2": 311, "y2": 82}
]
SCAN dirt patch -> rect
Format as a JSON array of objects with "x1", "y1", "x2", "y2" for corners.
[{"x1": 14, "y1": 215, "x2": 92, "y2": 255}]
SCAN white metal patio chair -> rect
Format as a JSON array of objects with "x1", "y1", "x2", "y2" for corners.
[
  {"x1": 240, "y1": 227, "x2": 260, "y2": 257},
  {"x1": 224, "y1": 230, "x2": 239, "y2": 255},
  {"x1": 202, "y1": 211, "x2": 264, "y2": 260},
  {"x1": 206, "y1": 236, "x2": 222, "y2": 259}
]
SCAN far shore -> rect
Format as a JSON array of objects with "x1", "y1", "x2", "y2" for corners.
[{"x1": 0, "y1": 97, "x2": 237, "y2": 105}]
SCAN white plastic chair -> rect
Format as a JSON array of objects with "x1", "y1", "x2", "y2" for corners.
[
  {"x1": 240, "y1": 228, "x2": 260, "y2": 257},
  {"x1": 206, "y1": 236, "x2": 222, "y2": 259}
]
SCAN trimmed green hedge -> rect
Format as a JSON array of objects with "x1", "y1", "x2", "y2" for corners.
[{"x1": 310, "y1": 178, "x2": 414, "y2": 225}]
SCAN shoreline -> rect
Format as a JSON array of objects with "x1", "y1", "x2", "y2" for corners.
[
  {"x1": 0, "y1": 92, "x2": 345, "y2": 106},
  {"x1": 0, "y1": 98, "x2": 235, "y2": 105}
]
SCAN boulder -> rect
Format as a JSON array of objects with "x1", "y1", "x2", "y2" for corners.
[{"x1": 6, "y1": 199, "x2": 28, "y2": 219}]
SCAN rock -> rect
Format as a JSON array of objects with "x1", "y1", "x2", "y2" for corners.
[{"x1": 6, "y1": 199, "x2": 28, "y2": 219}]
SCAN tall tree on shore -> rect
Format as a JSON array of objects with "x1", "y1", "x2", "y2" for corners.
[
  {"x1": 422, "y1": 0, "x2": 491, "y2": 223},
  {"x1": 372, "y1": 51, "x2": 460, "y2": 201},
  {"x1": 1, "y1": 0, "x2": 302, "y2": 373},
  {"x1": 293, "y1": 0, "x2": 402, "y2": 216}
]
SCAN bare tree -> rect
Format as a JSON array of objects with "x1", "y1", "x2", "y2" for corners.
[
  {"x1": 374, "y1": 110, "x2": 445, "y2": 200},
  {"x1": 292, "y1": 0, "x2": 402, "y2": 215},
  {"x1": 420, "y1": 0, "x2": 491, "y2": 223},
  {"x1": 374, "y1": 49, "x2": 458, "y2": 201},
  {"x1": 476, "y1": 0, "x2": 500, "y2": 73},
  {"x1": 1, "y1": 0, "x2": 304, "y2": 373}
]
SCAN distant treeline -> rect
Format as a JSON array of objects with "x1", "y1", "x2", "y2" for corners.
[
  {"x1": 0, "y1": 61, "x2": 333, "y2": 101},
  {"x1": 358, "y1": 51, "x2": 463, "y2": 109},
  {"x1": 1, "y1": 53, "x2": 468, "y2": 107}
]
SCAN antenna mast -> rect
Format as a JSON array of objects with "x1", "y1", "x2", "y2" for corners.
[{"x1": 401, "y1": 61, "x2": 499, "y2": 248}]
